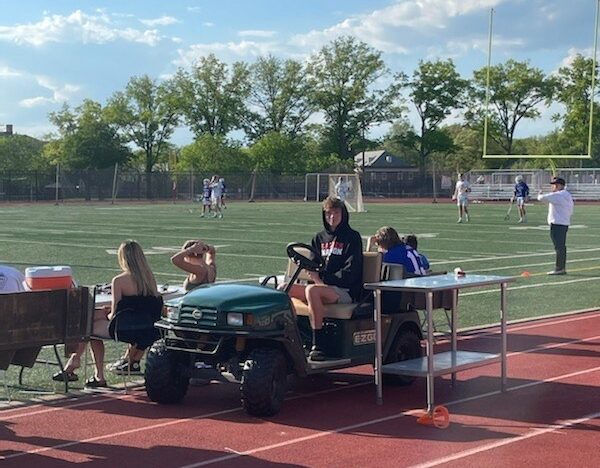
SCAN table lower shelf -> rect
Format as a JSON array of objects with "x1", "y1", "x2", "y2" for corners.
[{"x1": 382, "y1": 350, "x2": 500, "y2": 377}]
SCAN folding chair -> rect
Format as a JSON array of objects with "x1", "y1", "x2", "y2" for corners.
[{"x1": 382, "y1": 263, "x2": 452, "y2": 339}]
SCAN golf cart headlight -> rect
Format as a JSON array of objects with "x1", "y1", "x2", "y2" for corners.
[
  {"x1": 227, "y1": 312, "x2": 244, "y2": 326},
  {"x1": 165, "y1": 305, "x2": 179, "y2": 321}
]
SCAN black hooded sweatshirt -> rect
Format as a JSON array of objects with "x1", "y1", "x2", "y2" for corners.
[{"x1": 311, "y1": 203, "x2": 364, "y2": 301}]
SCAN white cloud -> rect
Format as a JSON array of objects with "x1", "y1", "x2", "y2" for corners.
[
  {"x1": 556, "y1": 47, "x2": 593, "y2": 70},
  {"x1": 426, "y1": 35, "x2": 525, "y2": 60},
  {"x1": 238, "y1": 30, "x2": 276, "y2": 38},
  {"x1": 19, "y1": 96, "x2": 54, "y2": 108},
  {"x1": 291, "y1": 0, "x2": 504, "y2": 54},
  {"x1": 0, "y1": 65, "x2": 21, "y2": 77},
  {"x1": 187, "y1": 6, "x2": 202, "y2": 13},
  {"x1": 140, "y1": 16, "x2": 179, "y2": 27},
  {"x1": 203, "y1": 22, "x2": 214, "y2": 27},
  {"x1": 16, "y1": 72, "x2": 80, "y2": 108},
  {"x1": 171, "y1": 36, "x2": 183, "y2": 43},
  {"x1": 0, "y1": 10, "x2": 163, "y2": 46},
  {"x1": 174, "y1": 40, "x2": 280, "y2": 67}
]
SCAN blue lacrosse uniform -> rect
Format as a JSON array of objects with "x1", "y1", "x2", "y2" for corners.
[
  {"x1": 383, "y1": 244, "x2": 427, "y2": 275},
  {"x1": 514, "y1": 181, "x2": 529, "y2": 198},
  {"x1": 202, "y1": 185, "x2": 212, "y2": 205},
  {"x1": 419, "y1": 253, "x2": 430, "y2": 271}
]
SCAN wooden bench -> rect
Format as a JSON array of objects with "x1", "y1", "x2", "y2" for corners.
[{"x1": 0, "y1": 287, "x2": 93, "y2": 394}]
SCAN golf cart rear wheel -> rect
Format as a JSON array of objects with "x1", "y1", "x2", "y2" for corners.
[
  {"x1": 384, "y1": 328, "x2": 422, "y2": 386},
  {"x1": 241, "y1": 348, "x2": 287, "y2": 417},
  {"x1": 145, "y1": 339, "x2": 190, "y2": 404}
]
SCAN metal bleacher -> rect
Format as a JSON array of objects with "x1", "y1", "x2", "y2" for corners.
[{"x1": 468, "y1": 169, "x2": 600, "y2": 201}]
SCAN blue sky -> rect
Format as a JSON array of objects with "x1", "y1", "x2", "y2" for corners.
[{"x1": 0, "y1": 0, "x2": 597, "y2": 145}]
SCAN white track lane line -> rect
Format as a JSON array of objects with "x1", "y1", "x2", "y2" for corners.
[
  {"x1": 0, "y1": 381, "x2": 372, "y2": 460},
  {"x1": 178, "y1": 364, "x2": 600, "y2": 468},
  {"x1": 409, "y1": 410, "x2": 600, "y2": 468},
  {"x1": 2, "y1": 312, "x2": 597, "y2": 420},
  {"x1": 3, "y1": 333, "x2": 597, "y2": 463}
]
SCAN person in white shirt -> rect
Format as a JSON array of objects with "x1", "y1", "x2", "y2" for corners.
[
  {"x1": 0, "y1": 265, "x2": 27, "y2": 293},
  {"x1": 537, "y1": 177, "x2": 574, "y2": 275},
  {"x1": 210, "y1": 175, "x2": 223, "y2": 219},
  {"x1": 452, "y1": 173, "x2": 471, "y2": 223},
  {"x1": 334, "y1": 176, "x2": 349, "y2": 202}
]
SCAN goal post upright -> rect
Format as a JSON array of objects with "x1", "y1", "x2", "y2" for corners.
[{"x1": 482, "y1": 3, "x2": 598, "y2": 162}]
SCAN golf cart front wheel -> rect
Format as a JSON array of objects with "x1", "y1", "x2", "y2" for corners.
[
  {"x1": 145, "y1": 339, "x2": 190, "y2": 404},
  {"x1": 241, "y1": 348, "x2": 287, "y2": 417}
]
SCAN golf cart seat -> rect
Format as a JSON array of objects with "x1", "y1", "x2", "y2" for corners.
[{"x1": 291, "y1": 251, "x2": 382, "y2": 320}]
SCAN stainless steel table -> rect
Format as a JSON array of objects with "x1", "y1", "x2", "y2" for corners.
[
  {"x1": 94, "y1": 284, "x2": 185, "y2": 307},
  {"x1": 365, "y1": 273, "x2": 513, "y2": 412}
]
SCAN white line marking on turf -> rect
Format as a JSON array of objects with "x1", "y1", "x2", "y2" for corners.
[
  {"x1": 410, "y1": 413, "x2": 600, "y2": 468},
  {"x1": 431, "y1": 246, "x2": 600, "y2": 266},
  {"x1": 509, "y1": 224, "x2": 587, "y2": 231},
  {"x1": 178, "y1": 365, "x2": 600, "y2": 467},
  {"x1": 461, "y1": 276, "x2": 600, "y2": 297},
  {"x1": 473, "y1": 256, "x2": 600, "y2": 273}
]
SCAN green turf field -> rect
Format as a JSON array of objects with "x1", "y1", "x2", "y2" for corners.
[{"x1": 1, "y1": 199, "x2": 599, "y2": 397}]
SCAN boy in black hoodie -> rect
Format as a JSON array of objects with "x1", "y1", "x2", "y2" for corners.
[{"x1": 288, "y1": 196, "x2": 363, "y2": 361}]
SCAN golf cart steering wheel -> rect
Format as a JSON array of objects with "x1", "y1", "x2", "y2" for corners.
[{"x1": 286, "y1": 242, "x2": 325, "y2": 272}]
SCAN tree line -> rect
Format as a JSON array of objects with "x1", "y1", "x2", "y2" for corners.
[{"x1": 1, "y1": 36, "x2": 599, "y2": 197}]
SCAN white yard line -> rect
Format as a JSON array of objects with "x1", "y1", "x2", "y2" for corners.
[
  {"x1": 431, "y1": 246, "x2": 600, "y2": 265},
  {"x1": 460, "y1": 276, "x2": 600, "y2": 297},
  {"x1": 472, "y1": 256, "x2": 600, "y2": 273}
]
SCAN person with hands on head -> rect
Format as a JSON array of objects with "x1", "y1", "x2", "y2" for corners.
[
  {"x1": 171, "y1": 240, "x2": 217, "y2": 291},
  {"x1": 537, "y1": 177, "x2": 574, "y2": 275},
  {"x1": 286, "y1": 196, "x2": 363, "y2": 361}
]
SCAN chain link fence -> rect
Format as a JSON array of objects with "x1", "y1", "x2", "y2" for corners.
[{"x1": 5, "y1": 167, "x2": 599, "y2": 202}]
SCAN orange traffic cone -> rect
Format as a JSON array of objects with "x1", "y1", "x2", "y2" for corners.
[{"x1": 417, "y1": 405, "x2": 450, "y2": 429}]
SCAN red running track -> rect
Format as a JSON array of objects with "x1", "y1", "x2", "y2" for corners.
[{"x1": 1, "y1": 311, "x2": 599, "y2": 467}]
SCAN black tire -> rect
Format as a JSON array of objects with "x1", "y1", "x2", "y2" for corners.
[
  {"x1": 241, "y1": 348, "x2": 287, "y2": 417},
  {"x1": 145, "y1": 339, "x2": 190, "y2": 404},
  {"x1": 384, "y1": 328, "x2": 422, "y2": 386}
]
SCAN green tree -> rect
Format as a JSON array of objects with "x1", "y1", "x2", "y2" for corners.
[
  {"x1": 399, "y1": 59, "x2": 469, "y2": 173},
  {"x1": 177, "y1": 133, "x2": 251, "y2": 174},
  {"x1": 548, "y1": 54, "x2": 600, "y2": 165},
  {"x1": 45, "y1": 100, "x2": 131, "y2": 200},
  {"x1": 307, "y1": 36, "x2": 402, "y2": 160},
  {"x1": 0, "y1": 134, "x2": 47, "y2": 172},
  {"x1": 176, "y1": 54, "x2": 250, "y2": 138},
  {"x1": 105, "y1": 75, "x2": 181, "y2": 198},
  {"x1": 440, "y1": 124, "x2": 497, "y2": 171},
  {"x1": 245, "y1": 55, "x2": 313, "y2": 141},
  {"x1": 248, "y1": 132, "x2": 308, "y2": 174},
  {"x1": 472, "y1": 59, "x2": 556, "y2": 155}
]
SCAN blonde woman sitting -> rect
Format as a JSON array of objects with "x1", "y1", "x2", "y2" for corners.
[
  {"x1": 171, "y1": 240, "x2": 217, "y2": 291},
  {"x1": 55, "y1": 240, "x2": 161, "y2": 387}
]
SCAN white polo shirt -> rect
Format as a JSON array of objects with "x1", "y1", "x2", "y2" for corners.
[
  {"x1": 537, "y1": 189, "x2": 574, "y2": 226},
  {"x1": 0, "y1": 265, "x2": 27, "y2": 293}
]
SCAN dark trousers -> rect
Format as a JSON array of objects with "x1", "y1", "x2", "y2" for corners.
[{"x1": 550, "y1": 224, "x2": 569, "y2": 271}]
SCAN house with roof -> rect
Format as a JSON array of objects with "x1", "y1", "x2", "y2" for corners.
[{"x1": 353, "y1": 149, "x2": 417, "y2": 184}]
